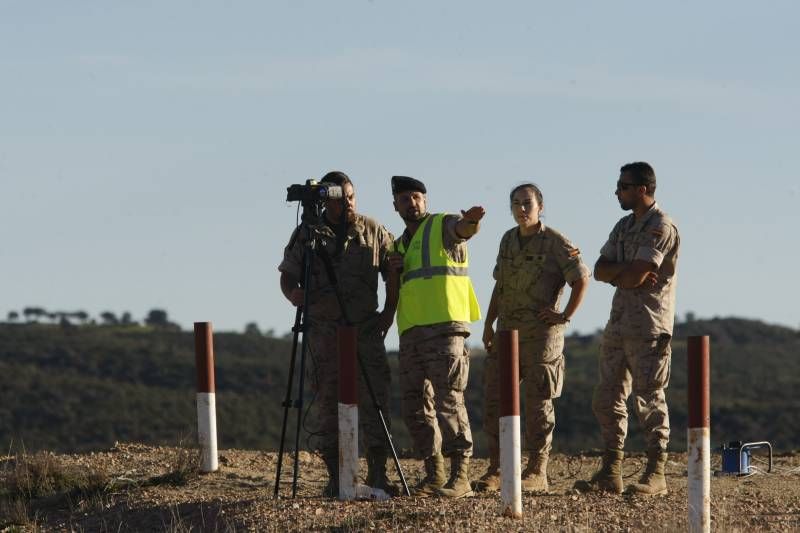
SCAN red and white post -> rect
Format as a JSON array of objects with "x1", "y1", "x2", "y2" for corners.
[
  {"x1": 194, "y1": 321, "x2": 218, "y2": 473},
  {"x1": 688, "y1": 335, "x2": 710, "y2": 533},
  {"x1": 338, "y1": 326, "x2": 358, "y2": 501},
  {"x1": 498, "y1": 330, "x2": 522, "y2": 518}
]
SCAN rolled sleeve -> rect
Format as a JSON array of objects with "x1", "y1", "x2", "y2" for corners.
[
  {"x1": 634, "y1": 246, "x2": 665, "y2": 267},
  {"x1": 278, "y1": 228, "x2": 304, "y2": 278},
  {"x1": 554, "y1": 238, "x2": 591, "y2": 285},
  {"x1": 443, "y1": 214, "x2": 466, "y2": 245},
  {"x1": 634, "y1": 222, "x2": 676, "y2": 268},
  {"x1": 564, "y1": 260, "x2": 591, "y2": 285}
]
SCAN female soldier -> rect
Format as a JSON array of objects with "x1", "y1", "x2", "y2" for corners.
[{"x1": 474, "y1": 183, "x2": 590, "y2": 493}]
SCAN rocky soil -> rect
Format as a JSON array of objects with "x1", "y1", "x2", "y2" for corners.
[{"x1": 2, "y1": 443, "x2": 799, "y2": 532}]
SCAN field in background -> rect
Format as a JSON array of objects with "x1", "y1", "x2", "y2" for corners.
[{"x1": 2, "y1": 317, "x2": 799, "y2": 456}]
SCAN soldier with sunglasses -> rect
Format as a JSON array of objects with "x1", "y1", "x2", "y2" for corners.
[{"x1": 575, "y1": 162, "x2": 680, "y2": 496}]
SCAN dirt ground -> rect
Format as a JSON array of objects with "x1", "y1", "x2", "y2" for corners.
[{"x1": 4, "y1": 443, "x2": 800, "y2": 532}]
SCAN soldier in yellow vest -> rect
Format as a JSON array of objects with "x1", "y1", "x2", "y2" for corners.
[{"x1": 389, "y1": 175, "x2": 483, "y2": 499}]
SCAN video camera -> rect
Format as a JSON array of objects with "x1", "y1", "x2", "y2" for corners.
[{"x1": 286, "y1": 179, "x2": 343, "y2": 206}]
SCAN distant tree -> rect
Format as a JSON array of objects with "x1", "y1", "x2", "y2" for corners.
[
  {"x1": 244, "y1": 322, "x2": 262, "y2": 336},
  {"x1": 685, "y1": 311, "x2": 696, "y2": 323},
  {"x1": 265, "y1": 328, "x2": 276, "y2": 338},
  {"x1": 23, "y1": 307, "x2": 46, "y2": 323},
  {"x1": 46, "y1": 312, "x2": 58, "y2": 323},
  {"x1": 120, "y1": 312, "x2": 135, "y2": 325},
  {"x1": 145, "y1": 309, "x2": 170, "y2": 327},
  {"x1": 100, "y1": 311, "x2": 119, "y2": 325},
  {"x1": 72, "y1": 311, "x2": 90, "y2": 325},
  {"x1": 7, "y1": 311, "x2": 19, "y2": 322}
]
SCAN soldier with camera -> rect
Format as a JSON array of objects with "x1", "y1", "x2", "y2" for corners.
[
  {"x1": 278, "y1": 171, "x2": 400, "y2": 497},
  {"x1": 389, "y1": 176, "x2": 484, "y2": 499}
]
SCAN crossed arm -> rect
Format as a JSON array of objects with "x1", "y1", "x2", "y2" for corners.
[{"x1": 594, "y1": 256, "x2": 658, "y2": 289}]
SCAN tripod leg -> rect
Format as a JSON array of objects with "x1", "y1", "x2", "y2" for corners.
[
  {"x1": 292, "y1": 314, "x2": 311, "y2": 498},
  {"x1": 274, "y1": 307, "x2": 303, "y2": 498},
  {"x1": 355, "y1": 350, "x2": 411, "y2": 496}
]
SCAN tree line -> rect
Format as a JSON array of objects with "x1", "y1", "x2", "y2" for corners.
[
  {"x1": 5, "y1": 307, "x2": 175, "y2": 328},
  {"x1": 5, "y1": 306, "x2": 285, "y2": 337},
  {"x1": 1, "y1": 316, "x2": 798, "y2": 454}
]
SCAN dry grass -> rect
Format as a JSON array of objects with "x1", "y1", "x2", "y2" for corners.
[
  {"x1": 2, "y1": 450, "x2": 107, "y2": 500},
  {"x1": 0, "y1": 447, "x2": 109, "y2": 528},
  {"x1": 1, "y1": 443, "x2": 203, "y2": 530},
  {"x1": 161, "y1": 503, "x2": 240, "y2": 533},
  {"x1": 144, "y1": 446, "x2": 201, "y2": 488}
]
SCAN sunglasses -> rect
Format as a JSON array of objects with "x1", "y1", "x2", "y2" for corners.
[{"x1": 616, "y1": 180, "x2": 641, "y2": 191}]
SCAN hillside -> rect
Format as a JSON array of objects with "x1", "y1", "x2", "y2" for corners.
[{"x1": 1, "y1": 317, "x2": 799, "y2": 455}]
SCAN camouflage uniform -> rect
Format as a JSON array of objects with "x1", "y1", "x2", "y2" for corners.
[
  {"x1": 484, "y1": 224, "x2": 590, "y2": 456},
  {"x1": 594, "y1": 203, "x2": 680, "y2": 451},
  {"x1": 278, "y1": 214, "x2": 395, "y2": 460},
  {"x1": 398, "y1": 215, "x2": 474, "y2": 459}
]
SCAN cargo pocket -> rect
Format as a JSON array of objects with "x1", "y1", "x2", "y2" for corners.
[
  {"x1": 531, "y1": 357, "x2": 564, "y2": 400},
  {"x1": 642, "y1": 334, "x2": 672, "y2": 390},
  {"x1": 446, "y1": 337, "x2": 470, "y2": 392}
]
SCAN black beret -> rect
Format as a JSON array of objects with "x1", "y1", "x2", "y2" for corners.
[{"x1": 391, "y1": 175, "x2": 426, "y2": 195}]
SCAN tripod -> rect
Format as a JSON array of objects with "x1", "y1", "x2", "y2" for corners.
[{"x1": 274, "y1": 204, "x2": 410, "y2": 498}]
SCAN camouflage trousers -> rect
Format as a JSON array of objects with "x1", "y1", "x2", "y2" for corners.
[
  {"x1": 307, "y1": 316, "x2": 392, "y2": 460},
  {"x1": 483, "y1": 336, "x2": 564, "y2": 459},
  {"x1": 399, "y1": 333, "x2": 473, "y2": 459},
  {"x1": 592, "y1": 332, "x2": 672, "y2": 451}
]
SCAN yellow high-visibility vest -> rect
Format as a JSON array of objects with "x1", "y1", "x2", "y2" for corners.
[{"x1": 395, "y1": 213, "x2": 481, "y2": 335}]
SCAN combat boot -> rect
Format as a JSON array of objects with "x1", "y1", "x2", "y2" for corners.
[
  {"x1": 321, "y1": 452, "x2": 339, "y2": 498},
  {"x1": 573, "y1": 448, "x2": 624, "y2": 494},
  {"x1": 436, "y1": 456, "x2": 475, "y2": 498},
  {"x1": 365, "y1": 447, "x2": 402, "y2": 497},
  {"x1": 473, "y1": 438, "x2": 500, "y2": 492},
  {"x1": 521, "y1": 453, "x2": 549, "y2": 493},
  {"x1": 413, "y1": 453, "x2": 446, "y2": 496},
  {"x1": 625, "y1": 448, "x2": 668, "y2": 496}
]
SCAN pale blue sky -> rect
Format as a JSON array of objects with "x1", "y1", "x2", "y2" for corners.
[{"x1": 2, "y1": 1, "x2": 799, "y2": 348}]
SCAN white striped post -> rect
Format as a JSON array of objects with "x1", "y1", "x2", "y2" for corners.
[
  {"x1": 338, "y1": 326, "x2": 359, "y2": 501},
  {"x1": 194, "y1": 322, "x2": 218, "y2": 473},
  {"x1": 688, "y1": 335, "x2": 711, "y2": 533},
  {"x1": 498, "y1": 330, "x2": 522, "y2": 518}
]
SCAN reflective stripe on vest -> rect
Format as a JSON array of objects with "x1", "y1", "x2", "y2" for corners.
[{"x1": 395, "y1": 214, "x2": 481, "y2": 335}]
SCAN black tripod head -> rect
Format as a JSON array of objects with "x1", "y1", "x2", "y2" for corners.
[{"x1": 286, "y1": 179, "x2": 343, "y2": 224}]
